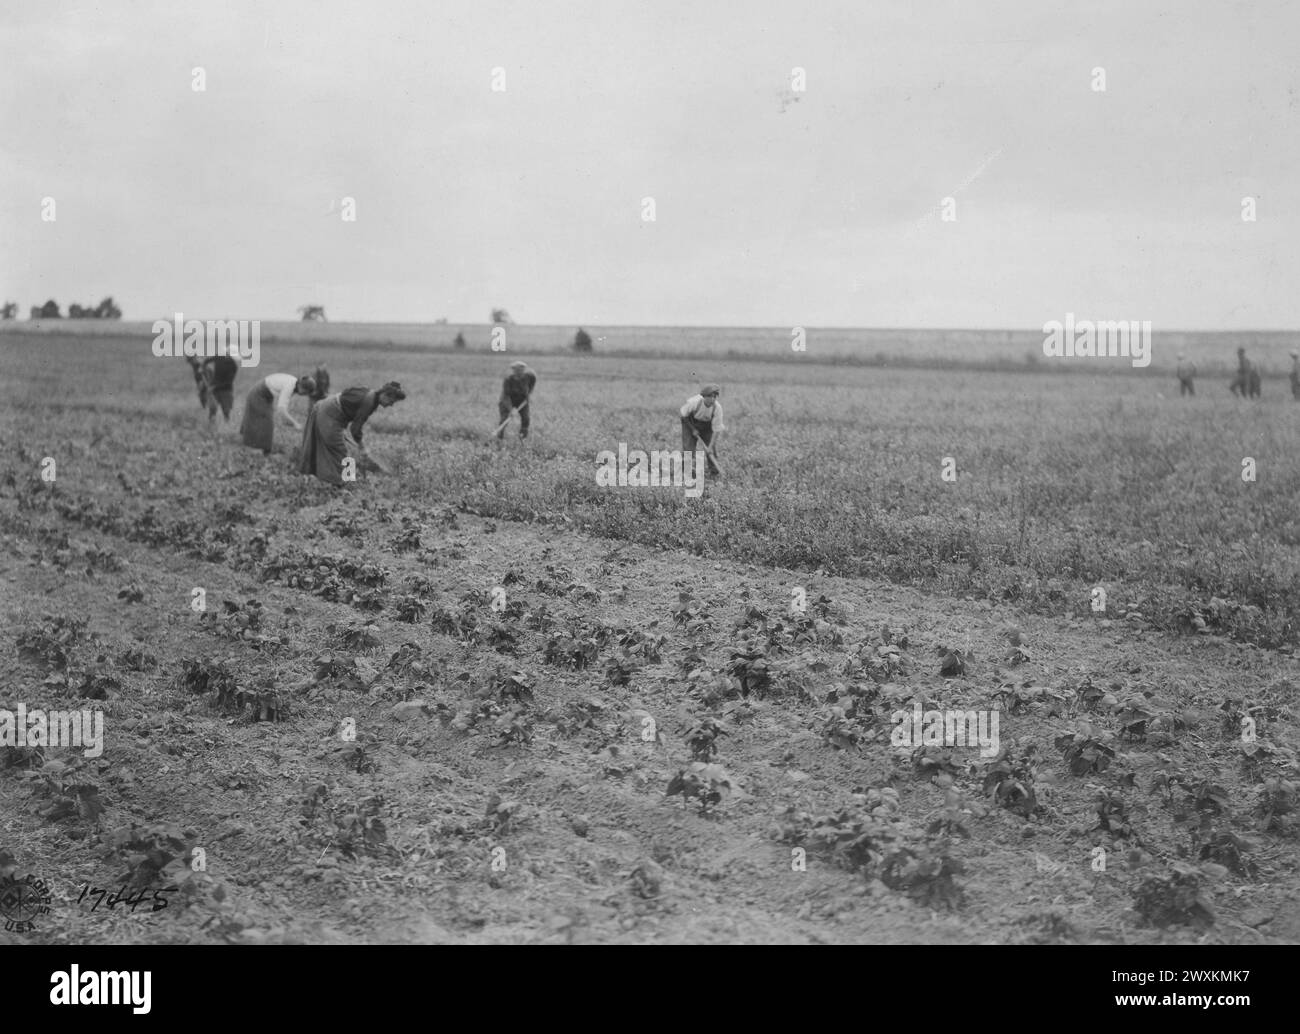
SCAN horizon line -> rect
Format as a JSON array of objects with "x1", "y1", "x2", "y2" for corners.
[{"x1": 5, "y1": 319, "x2": 1300, "y2": 336}]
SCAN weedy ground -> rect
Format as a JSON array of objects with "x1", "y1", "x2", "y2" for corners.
[{"x1": 0, "y1": 331, "x2": 1296, "y2": 944}]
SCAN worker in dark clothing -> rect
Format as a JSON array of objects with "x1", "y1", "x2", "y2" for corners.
[
  {"x1": 200, "y1": 344, "x2": 240, "y2": 423},
  {"x1": 1229, "y1": 347, "x2": 1260, "y2": 398},
  {"x1": 1290, "y1": 350, "x2": 1299, "y2": 400},
  {"x1": 497, "y1": 360, "x2": 536, "y2": 439}
]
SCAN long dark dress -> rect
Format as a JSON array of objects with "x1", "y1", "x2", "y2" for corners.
[
  {"x1": 240, "y1": 382, "x2": 276, "y2": 451},
  {"x1": 297, "y1": 388, "x2": 378, "y2": 485}
]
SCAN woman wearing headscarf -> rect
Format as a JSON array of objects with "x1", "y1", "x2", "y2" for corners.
[
  {"x1": 240, "y1": 373, "x2": 316, "y2": 454},
  {"x1": 298, "y1": 381, "x2": 406, "y2": 485},
  {"x1": 680, "y1": 383, "x2": 724, "y2": 478}
]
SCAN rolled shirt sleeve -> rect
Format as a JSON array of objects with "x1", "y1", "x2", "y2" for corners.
[{"x1": 680, "y1": 395, "x2": 724, "y2": 431}]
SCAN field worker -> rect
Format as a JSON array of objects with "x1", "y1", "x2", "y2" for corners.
[
  {"x1": 680, "y1": 383, "x2": 724, "y2": 478},
  {"x1": 1175, "y1": 353, "x2": 1196, "y2": 396},
  {"x1": 185, "y1": 357, "x2": 209, "y2": 410},
  {"x1": 298, "y1": 381, "x2": 406, "y2": 485},
  {"x1": 240, "y1": 373, "x2": 316, "y2": 454},
  {"x1": 497, "y1": 360, "x2": 536, "y2": 439},
  {"x1": 307, "y1": 366, "x2": 330, "y2": 411},
  {"x1": 199, "y1": 342, "x2": 240, "y2": 424},
  {"x1": 1230, "y1": 347, "x2": 1261, "y2": 398},
  {"x1": 1290, "y1": 350, "x2": 1299, "y2": 400}
]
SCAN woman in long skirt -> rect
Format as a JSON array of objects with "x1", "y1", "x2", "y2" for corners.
[
  {"x1": 240, "y1": 373, "x2": 316, "y2": 454},
  {"x1": 298, "y1": 381, "x2": 406, "y2": 485}
]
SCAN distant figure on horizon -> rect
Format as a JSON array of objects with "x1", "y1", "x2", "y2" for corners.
[
  {"x1": 1290, "y1": 350, "x2": 1299, "y2": 400},
  {"x1": 1229, "y1": 347, "x2": 1261, "y2": 399},
  {"x1": 1176, "y1": 353, "x2": 1197, "y2": 396}
]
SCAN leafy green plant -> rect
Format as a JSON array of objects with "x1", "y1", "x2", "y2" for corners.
[
  {"x1": 176, "y1": 658, "x2": 238, "y2": 698},
  {"x1": 393, "y1": 595, "x2": 427, "y2": 623},
  {"x1": 17, "y1": 613, "x2": 88, "y2": 672},
  {"x1": 927, "y1": 787, "x2": 979, "y2": 838},
  {"x1": 603, "y1": 649, "x2": 642, "y2": 687},
  {"x1": 117, "y1": 646, "x2": 158, "y2": 672},
  {"x1": 666, "y1": 763, "x2": 737, "y2": 816},
  {"x1": 726, "y1": 649, "x2": 771, "y2": 698},
  {"x1": 543, "y1": 627, "x2": 601, "y2": 670},
  {"x1": 17, "y1": 758, "x2": 105, "y2": 825},
  {"x1": 493, "y1": 709, "x2": 533, "y2": 746},
  {"x1": 880, "y1": 843, "x2": 966, "y2": 910},
  {"x1": 820, "y1": 706, "x2": 873, "y2": 752},
  {"x1": 98, "y1": 821, "x2": 195, "y2": 888},
  {"x1": 684, "y1": 718, "x2": 728, "y2": 761},
  {"x1": 913, "y1": 745, "x2": 966, "y2": 780},
  {"x1": 491, "y1": 669, "x2": 534, "y2": 706},
  {"x1": 484, "y1": 794, "x2": 526, "y2": 834},
  {"x1": 1095, "y1": 790, "x2": 1132, "y2": 838},
  {"x1": 937, "y1": 646, "x2": 972, "y2": 678},
  {"x1": 1056, "y1": 723, "x2": 1116, "y2": 776},
  {"x1": 1132, "y1": 862, "x2": 1216, "y2": 929},
  {"x1": 326, "y1": 796, "x2": 390, "y2": 858},
  {"x1": 312, "y1": 652, "x2": 369, "y2": 693},
  {"x1": 1258, "y1": 777, "x2": 1297, "y2": 833},
  {"x1": 1198, "y1": 832, "x2": 1258, "y2": 877},
  {"x1": 982, "y1": 750, "x2": 1039, "y2": 817},
  {"x1": 670, "y1": 592, "x2": 713, "y2": 633},
  {"x1": 618, "y1": 628, "x2": 667, "y2": 664}
]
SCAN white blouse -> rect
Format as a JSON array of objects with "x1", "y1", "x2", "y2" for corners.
[
  {"x1": 262, "y1": 373, "x2": 303, "y2": 427},
  {"x1": 680, "y1": 395, "x2": 725, "y2": 431}
]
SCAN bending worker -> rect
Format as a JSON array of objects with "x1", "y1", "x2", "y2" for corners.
[
  {"x1": 680, "y1": 383, "x2": 724, "y2": 478},
  {"x1": 497, "y1": 360, "x2": 536, "y2": 439}
]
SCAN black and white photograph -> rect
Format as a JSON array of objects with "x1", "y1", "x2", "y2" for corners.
[{"x1": 1, "y1": 0, "x2": 1297, "y2": 998}]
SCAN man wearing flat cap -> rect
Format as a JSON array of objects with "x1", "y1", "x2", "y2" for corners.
[
  {"x1": 498, "y1": 360, "x2": 537, "y2": 438},
  {"x1": 680, "y1": 383, "x2": 724, "y2": 478}
]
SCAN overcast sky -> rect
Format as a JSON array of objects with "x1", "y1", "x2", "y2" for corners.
[{"x1": 2, "y1": 0, "x2": 1298, "y2": 328}]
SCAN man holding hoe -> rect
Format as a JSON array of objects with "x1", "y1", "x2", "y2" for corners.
[
  {"x1": 496, "y1": 360, "x2": 536, "y2": 439},
  {"x1": 680, "y1": 383, "x2": 724, "y2": 479}
]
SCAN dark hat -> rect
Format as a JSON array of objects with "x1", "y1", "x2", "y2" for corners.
[
  {"x1": 380, "y1": 380, "x2": 406, "y2": 401},
  {"x1": 296, "y1": 375, "x2": 316, "y2": 395}
]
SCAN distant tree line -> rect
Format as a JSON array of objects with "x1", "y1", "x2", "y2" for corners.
[{"x1": 6, "y1": 297, "x2": 123, "y2": 320}]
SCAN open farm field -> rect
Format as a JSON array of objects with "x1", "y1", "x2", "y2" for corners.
[
  {"x1": 6, "y1": 320, "x2": 1298, "y2": 377},
  {"x1": 1, "y1": 330, "x2": 1297, "y2": 945}
]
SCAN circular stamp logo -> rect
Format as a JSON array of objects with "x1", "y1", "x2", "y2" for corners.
[{"x1": 0, "y1": 873, "x2": 53, "y2": 933}]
